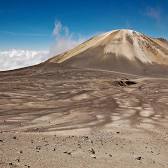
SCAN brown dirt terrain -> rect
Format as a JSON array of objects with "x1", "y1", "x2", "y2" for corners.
[{"x1": 0, "y1": 63, "x2": 168, "y2": 168}]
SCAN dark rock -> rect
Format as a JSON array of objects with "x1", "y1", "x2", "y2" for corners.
[
  {"x1": 90, "y1": 140, "x2": 93, "y2": 144},
  {"x1": 16, "y1": 159, "x2": 20, "y2": 162},
  {"x1": 90, "y1": 154, "x2": 96, "y2": 159},
  {"x1": 89, "y1": 148, "x2": 95, "y2": 154},
  {"x1": 78, "y1": 143, "x2": 81, "y2": 148},
  {"x1": 63, "y1": 151, "x2": 71, "y2": 155},
  {"x1": 113, "y1": 80, "x2": 137, "y2": 87},
  {"x1": 125, "y1": 80, "x2": 137, "y2": 86},
  {"x1": 36, "y1": 146, "x2": 41, "y2": 150},
  {"x1": 136, "y1": 156, "x2": 142, "y2": 160},
  {"x1": 82, "y1": 136, "x2": 89, "y2": 140},
  {"x1": 13, "y1": 136, "x2": 17, "y2": 139}
]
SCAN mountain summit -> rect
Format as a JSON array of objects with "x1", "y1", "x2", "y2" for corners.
[{"x1": 48, "y1": 29, "x2": 168, "y2": 75}]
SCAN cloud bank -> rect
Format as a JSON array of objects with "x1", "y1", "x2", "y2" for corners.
[
  {"x1": 0, "y1": 21, "x2": 86, "y2": 71},
  {"x1": 0, "y1": 49, "x2": 49, "y2": 71}
]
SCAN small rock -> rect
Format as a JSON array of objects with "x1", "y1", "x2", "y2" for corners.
[
  {"x1": 136, "y1": 156, "x2": 142, "y2": 160},
  {"x1": 16, "y1": 159, "x2": 20, "y2": 162},
  {"x1": 89, "y1": 148, "x2": 95, "y2": 154},
  {"x1": 116, "y1": 131, "x2": 120, "y2": 134},
  {"x1": 9, "y1": 162, "x2": 13, "y2": 166},
  {"x1": 109, "y1": 154, "x2": 112, "y2": 157},
  {"x1": 63, "y1": 151, "x2": 71, "y2": 155},
  {"x1": 77, "y1": 143, "x2": 81, "y2": 148},
  {"x1": 89, "y1": 140, "x2": 93, "y2": 144},
  {"x1": 13, "y1": 136, "x2": 17, "y2": 139},
  {"x1": 82, "y1": 136, "x2": 89, "y2": 141},
  {"x1": 90, "y1": 154, "x2": 96, "y2": 159},
  {"x1": 0, "y1": 139, "x2": 3, "y2": 142},
  {"x1": 20, "y1": 150, "x2": 23, "y2": 154},
  {"x1": 36, "y1": 146, "x2": 41, "y2": 150}
]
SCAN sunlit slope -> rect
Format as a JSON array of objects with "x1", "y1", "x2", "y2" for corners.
[{"x1": 48, "y1": 29, "x2": 168, "y2": 75}]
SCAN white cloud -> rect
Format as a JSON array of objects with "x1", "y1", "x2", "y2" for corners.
[
  {"x1": 0, "y1": 49, "x2": 49, "y2": 71},
  {"x1": 49, "y1": 21, "x2": 85, "y2": 56},
  {"x1": 53, "y1": 21, "x2": 62, "y2": 36}
]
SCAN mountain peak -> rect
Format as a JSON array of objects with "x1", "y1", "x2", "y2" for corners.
[
  {"x1": 48, "y1": 29, "x2": 168, "y2": 75},
  {"x1": 101, "y1": 29, "x2": 142, "y2": 36}
]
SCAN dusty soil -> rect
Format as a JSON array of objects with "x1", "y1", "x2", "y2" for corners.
[{"x1": 0, "y1": 63, "x2": 168, "y2": 168}]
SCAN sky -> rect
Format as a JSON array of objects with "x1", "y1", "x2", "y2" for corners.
[{"x1": 0, "y1": 0, "x2": 168, "y2": 70}]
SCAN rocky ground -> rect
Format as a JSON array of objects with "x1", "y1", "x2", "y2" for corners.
[{"x1": 0, "y1": 63, "x2": 168, "y2": 168}]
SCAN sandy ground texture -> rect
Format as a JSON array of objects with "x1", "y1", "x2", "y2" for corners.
[{"x1": 0, "y1": 63, "x2": 168, "y2": 168}]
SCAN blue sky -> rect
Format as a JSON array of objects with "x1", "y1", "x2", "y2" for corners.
[{"x1": 0, "y1": 0, "x2": 168, "y2": 50}]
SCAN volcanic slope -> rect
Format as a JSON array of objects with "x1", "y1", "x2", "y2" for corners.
[{"x1": 49, "y1": 29, "x2": 168, "y2": 76}]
